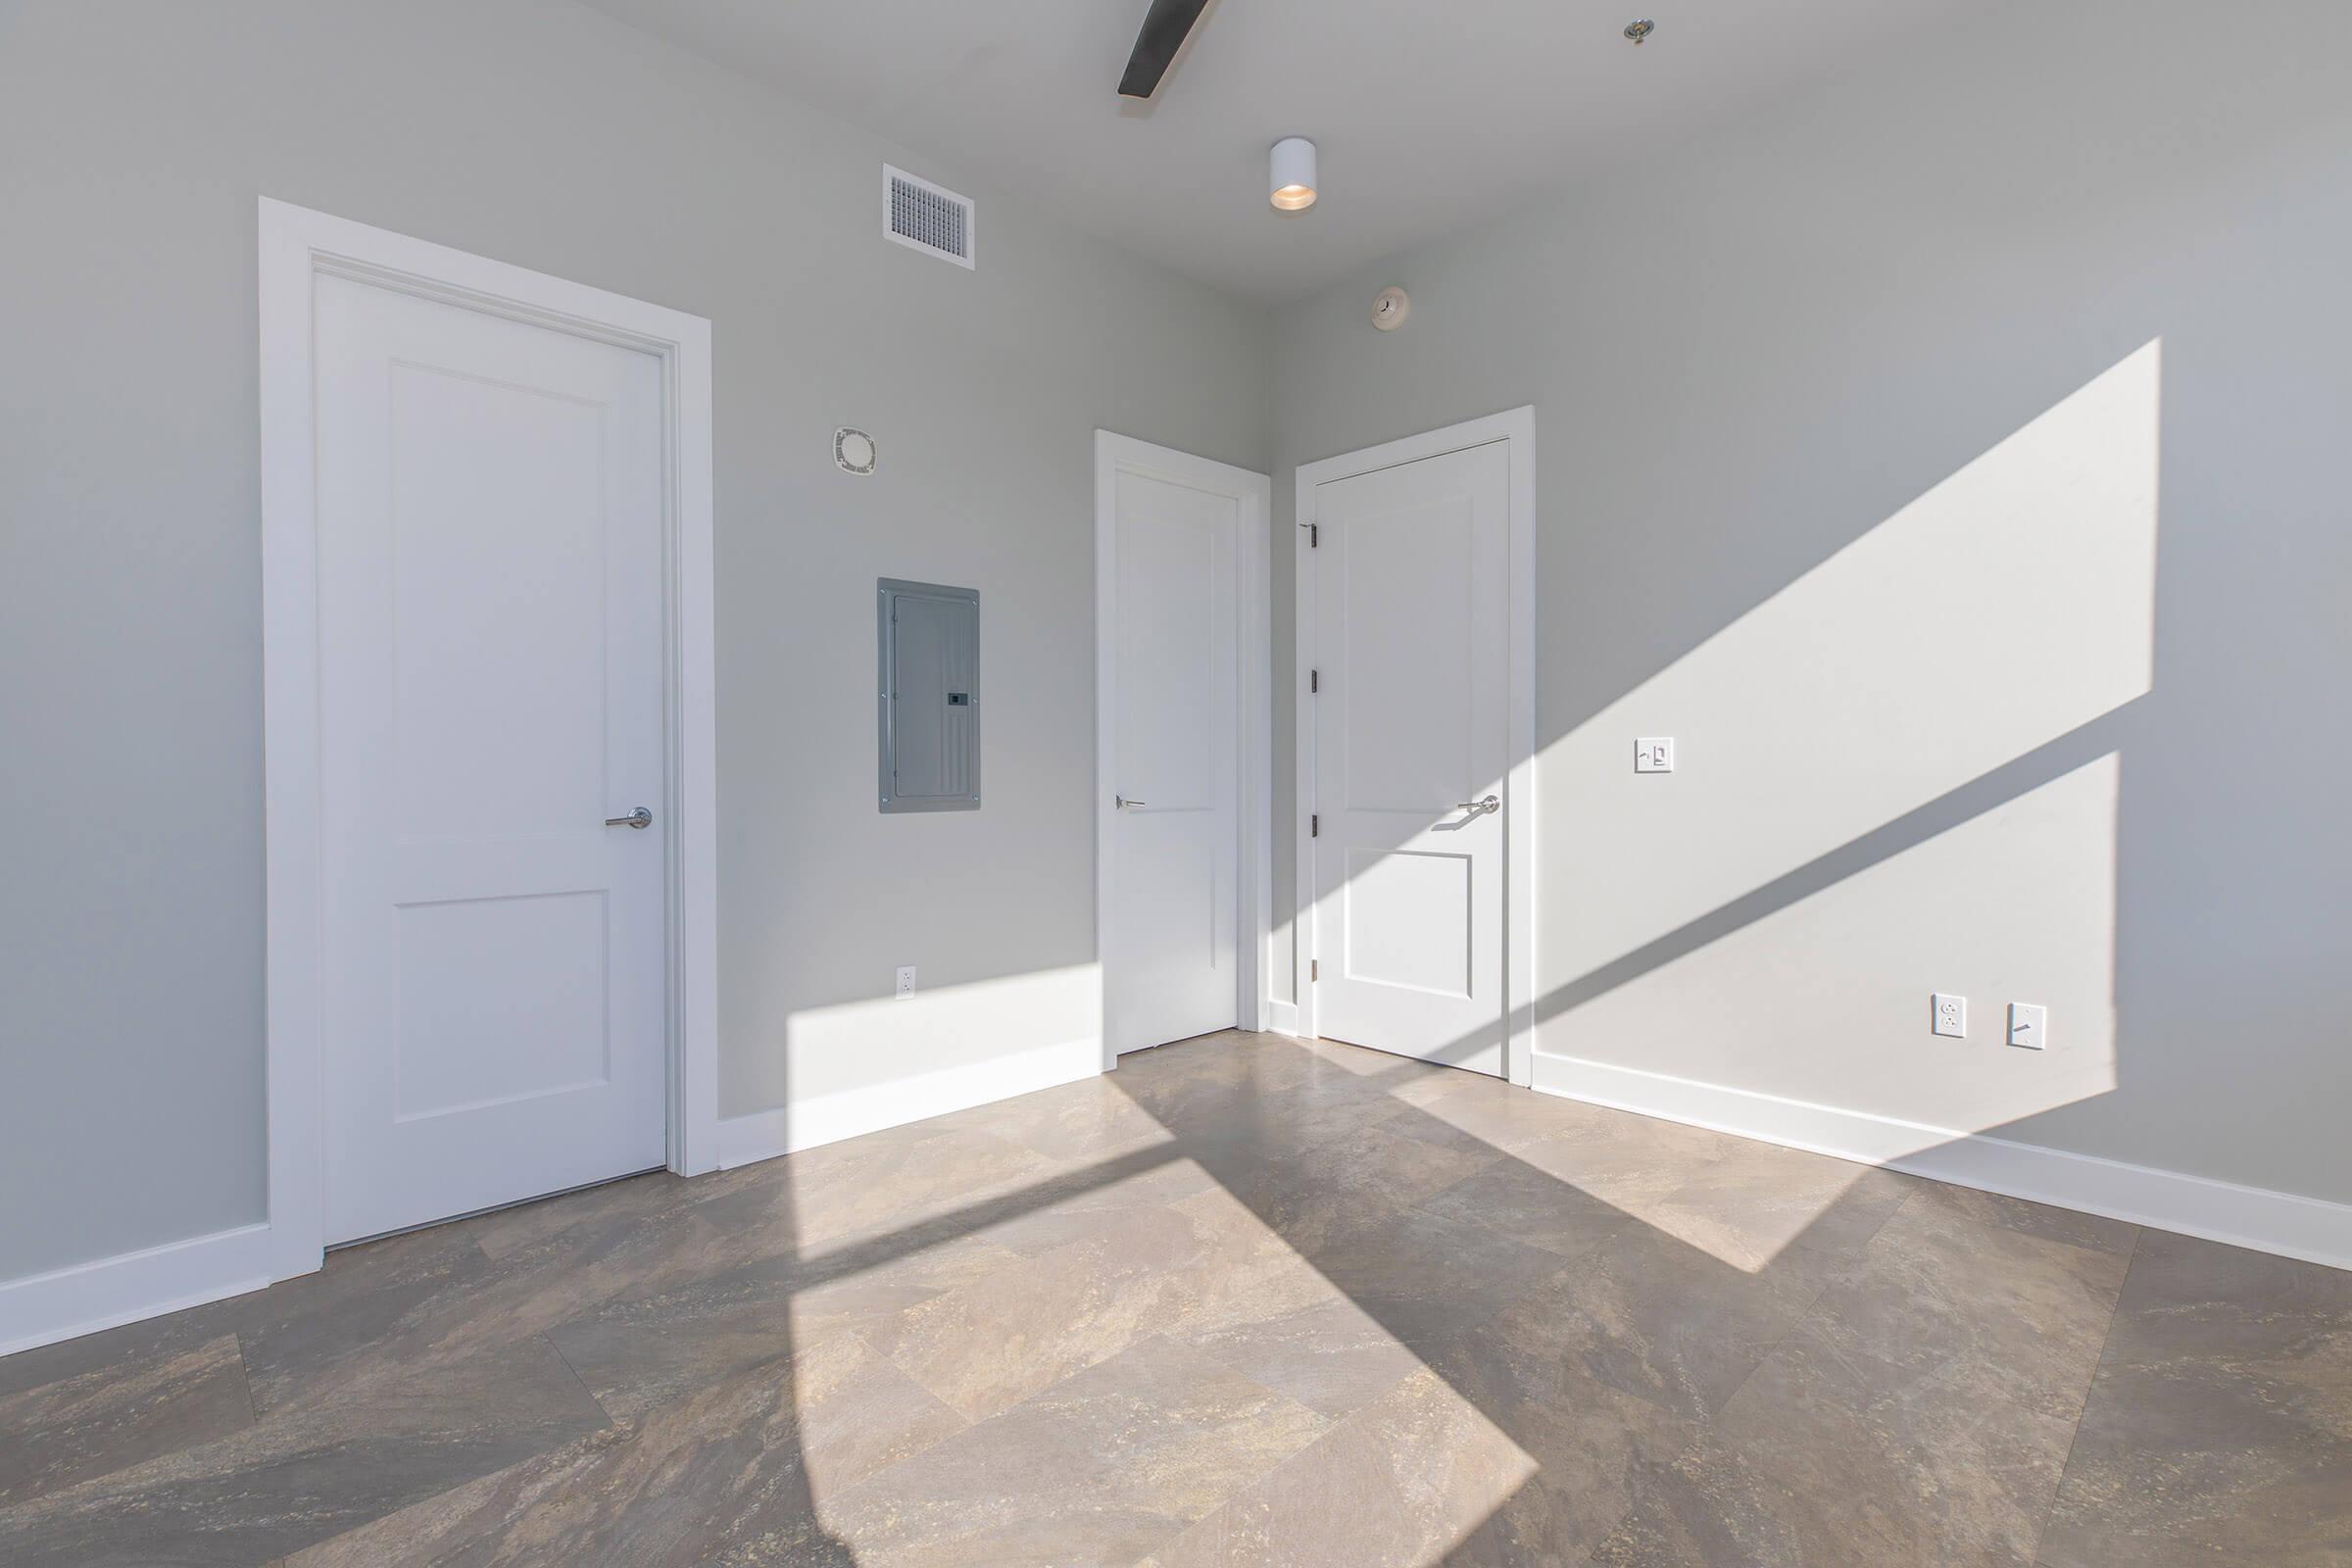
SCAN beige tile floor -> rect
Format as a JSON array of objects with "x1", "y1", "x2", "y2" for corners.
[{"x1": 1, "y1": 1030, "x2": 2346, "y2": 1566}]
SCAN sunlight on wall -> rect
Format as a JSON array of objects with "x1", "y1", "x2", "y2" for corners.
[
  {"x1": 1538, "y1": 341, "x2": 2161, "y2": 1137},
  {"x1": 779, "y1": 963, "x2": 1102, "y2": 1103}
]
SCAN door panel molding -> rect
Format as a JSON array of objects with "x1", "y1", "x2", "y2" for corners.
[
  {"x1": 1095, "y1": 432, "x2": 1273, "y2": 1067},
  {"x1": 261, "y1": 198, "x2": 717, "y2": 1285},
  {"x1": 1292, "y1": 408, "x2": 1537, "y2": 1086}
]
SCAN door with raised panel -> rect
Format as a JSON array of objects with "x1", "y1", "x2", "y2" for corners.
[
  {"x1": 1311, "y1": 440, "x2": 1510, "y2": 1074},
  {"x1": 1105, "y1": 461, "x2": 1243, "y2": 1054},
  {"x1": 314, "y1": 270, "x2": 667, "y2": 1244}
]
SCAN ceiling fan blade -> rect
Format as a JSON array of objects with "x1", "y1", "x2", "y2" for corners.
[{"x1": 1117, "y1": 0, "x2": 1212, "y2": 99}]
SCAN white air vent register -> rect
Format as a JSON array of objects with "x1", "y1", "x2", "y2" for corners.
[{"x1": 884, "y1": 165, "x2": 974, "y2": 269}]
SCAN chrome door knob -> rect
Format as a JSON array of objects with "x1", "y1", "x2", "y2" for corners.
[{"x1": 605, "y1": 807, "x2": 653, "y2": 829}]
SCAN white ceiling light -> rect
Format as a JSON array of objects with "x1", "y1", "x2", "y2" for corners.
[{"x1": 1269, "y1": 136, "x2": 1317, "y2": 212}]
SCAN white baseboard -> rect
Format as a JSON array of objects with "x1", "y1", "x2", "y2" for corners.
[
  {"x1": 0, "y1": 1222, "x2": 278, "y2": 1359},
  {"x1": 1530, "y1": 1052, "x2": 2352, "y2": 1273},
  {"x1": 1266, "y1": 999, "x2": 1300, "y2": 1037},
  {"x1": 717, "y1": 1036, "x2": 1104, "y2": 1171}
]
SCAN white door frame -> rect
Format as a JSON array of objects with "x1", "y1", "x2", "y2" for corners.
[
  {"x1": 259, "y1": 199, "x2": 719, "y2": 1283},
  {"x1": 1094, "y1": 431, "x2": 1274, "y2": 1068},
  {"x1": 1292, "y1": 407, "x2": 1538, "y2": 1086}
]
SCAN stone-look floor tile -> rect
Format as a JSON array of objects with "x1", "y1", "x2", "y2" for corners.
[
  {"x1": 1415, "y1": 1152, "x2": 1636, "y2": 1262},
  {"x1": 1301, "y1": 1201, "x2": 1576, "y2": 1351},
  {"x1": 1798, "y1": 1187, "x2": 2130, "y2": 1422},
  {"x1": 1204, "y1": 1119, "x2": 1504, "y2": 1258},
  {"x1": 1546, "y1": 1223, "x2": 1829, "y2": 1422},
  {"x1": 1892, "y1": 1179, "x2": 2139, "y2": 1259},
  {"x1": 0, "y1": 1335, "x2": 610, "y2": 1567},
  {"x1": 0, "y1": 1331, "x2": 253, "y2": 1505},
  {"x1": 453, "y1": 1160, "x2": 778, "y2": 1261},
  {"x1": 1177, "y1": 1295, "x2": 1424, "y2": 1419},
  {"x1": 1399, "y1": 1072, "x2": 1589, "y2": 1152},
  {"x1": 818, "y1": 1335, "x2": 1331, "y2": 1568},
  {"x1": 2036, "y1": 1231, "x2": 2352, "y2": 1568},
  {"x1": 289, "y1": 1330, "x2": 963, "y2": 1567},
  {"x1": 1592, "y1": 1317, "x2": 2074, "y2": 1568},
  {"x1": 1137, "y1": 1366, "x2": 1536, "y2": 1568},
  {"x1": 1499, "y1": 1103, "x2": 1737, "y2": 1234},
  {"x1": 1634, "y1": 1138, "x2": 1919, "y2": 1280},
  {"x1": 1421, "y1": 1301, "x2": 1699, "y2": 1566},
  {"x1": 772, "y1": 1122, "x2": 1065, "y2": 1252},
  {"x1": 861, "y1": 1185, "x2": 1331, "y2": 1422},
  {"x1": 932, "y1": 1070, "x2": 1181, "y2": 1164},
  {"x1": 547, "y1": 1229, "x2": 1025, "y2": 1421},
  {"x1": 232, "y1": 1224, "x2": 499, "y2": 1411}
]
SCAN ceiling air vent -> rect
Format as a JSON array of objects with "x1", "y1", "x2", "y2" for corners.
[{"x1": 883, "y1": 165, "x2": 975, "y2": 269}]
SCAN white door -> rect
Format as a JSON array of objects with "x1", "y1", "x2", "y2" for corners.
[
  {"x1": 1105, "y1": 463, "x2": 1244, "y2": 1054},
  {"x1": 314, "y1": 271, "x2": 668, "y2": 1244},
  {"x1": 1310, "y1": 441, "x2": 1510, "y2": 1074}
]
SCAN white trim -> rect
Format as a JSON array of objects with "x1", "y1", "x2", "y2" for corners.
[
  {"x1": 259, "y1": 199, "x2": 719, "y2": 1291},
  {"x1": 1094, "y1": 432, "x2": 1275, "y2": 1066},
  {"x1": 1266, "y1": 999, "x2": 1301, "y2": 1038},
  {"x1": 715, "y1": 1038, "x2": 1102, "y2": 1169},
  {"x1": 1532, "y1": 1052, "x2": 2352, "y2": 1273},
  {"x1": 1290, "y1": 408, "x2": 1539, "y2": 1084},
  {"x1": 0, "y1": 1225, "x2": 275, "y2": 1359}
]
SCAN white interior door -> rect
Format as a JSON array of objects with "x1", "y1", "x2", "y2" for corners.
[
  {"x1": 1311, "y1": 441, "x2": 1510, "y2": 1075},
  {"x1": 314, "y1": 271, "x2": 668, "y2": 1244},
  {"x1": 1105, "y1": 464, "x2": 1243, "y2": 1054}
]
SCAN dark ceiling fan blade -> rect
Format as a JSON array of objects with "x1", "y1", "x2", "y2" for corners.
[{"x1": 1117, "y1": 0, "x2": 1212, "y2": 99}]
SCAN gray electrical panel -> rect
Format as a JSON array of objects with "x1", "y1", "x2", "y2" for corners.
[{"x1": 878, "y1": 578, "x2": 980, "y2": 811}]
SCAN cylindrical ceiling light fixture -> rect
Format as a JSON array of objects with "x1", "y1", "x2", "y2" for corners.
[{"x1": 1269, "y1": 137, "x2": 1318, "y2": 212}]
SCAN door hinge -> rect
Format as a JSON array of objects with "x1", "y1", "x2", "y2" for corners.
[
  {"x1": 1311, "y1": 958, "x2": 1319, "y2": 982},
  {"x1": 1309, "y1": 668, "x2": 1319, "y2": 694},
  {"x1": 1310, "y1": 813, "x2": 1319, "y2": 838},
  {"x1": 1305, "y1": 522, "x2": 1318, "y2": 548}
]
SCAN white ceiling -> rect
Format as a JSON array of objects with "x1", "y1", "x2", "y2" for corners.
[{"x1": 584, "y1": 0, "x2": 1977, "y2": 303}]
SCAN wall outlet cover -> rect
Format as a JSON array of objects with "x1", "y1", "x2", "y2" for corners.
[
  {"x1": 1635, "y1": 737, "x2": 1676, "y2": 773},
  {"x1": 894, "y1": 965, "x2": 917, "y2": 1001},
  {"x1": 1933, "y1": 993, "x2": 1967, "y2": 1039},
  {"x1": 2008, "y1": 1002, "x2": 2047, "y2": 1050}
]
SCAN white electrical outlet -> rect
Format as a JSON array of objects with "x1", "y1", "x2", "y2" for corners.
[
  {"x1": 2008, "y1": 1003, "x2": 2046, "y2": 1051},
  {"x1": 895, "y1": 965, "x2": 916, "y2": 1001},
  {"x1": 1932, "y1": 994, "x2": 1967, "y2": 1039},
  {"x1": 1636, "y1": 737, "x2": 1676, "y2": 773}
]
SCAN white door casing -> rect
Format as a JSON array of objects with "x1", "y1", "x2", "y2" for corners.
[
  {"x1": 1294, "y1": 410, "x2": 1536, "y2": 1084},
  {"x1": 262, "y1": 201, "x2": 717, "y2": 1278},
  {"x1": 1095, "y1": 433, "x2": 1272, "y2": 1062},
  {"x1": 314, "y1": 274, "x2": 666, "y2": 1243}
]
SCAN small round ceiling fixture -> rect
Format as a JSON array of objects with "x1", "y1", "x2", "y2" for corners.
[
  {"x1": 1372, "y1": 287, "x2": 1410, "y2": 331},
  {"x1": 1624, "y1": 18, "x2": 1655, "y2": 44},
  {"x1": 1269, "y1": 137, "x2": 1318, "y2": 212},
  {"x1": 834, "y1": 427, "x2": 877, "y2": 475}
]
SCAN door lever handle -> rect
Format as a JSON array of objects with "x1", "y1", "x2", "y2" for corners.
[
  {"x1": 606, "y1": 808, "x2": 653, "y2": 829},
  {"x1": 1454, "y1": 795, "x2": 1499, "y2": 815},
  {"x1": 1116, "y1": 796, "x2": 1148, "y2": 808}
]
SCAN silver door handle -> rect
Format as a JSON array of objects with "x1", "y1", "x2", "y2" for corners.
[
  {"x1": 606, "y1": 808, "x2": 653, "y2": 829},
  {"x1": 1455, "y1": 795, "x2": 1499, "y2": 815},
  {"x1": 1116, "y1": 796, "x2": 1148, "y2": 808}
]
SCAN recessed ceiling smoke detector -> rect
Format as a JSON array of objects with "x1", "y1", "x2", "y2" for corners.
[{"x1": 1624, "y1": 19, "x2": 1655, "y2": 44}]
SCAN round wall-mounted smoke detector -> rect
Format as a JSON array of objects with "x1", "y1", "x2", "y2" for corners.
[
  {"x1": 834, "y1": 427, "x2": 877, "y2": 475},
  {"x1": 1372, "y1": 286, "x2": 1410, "y2": 331}
]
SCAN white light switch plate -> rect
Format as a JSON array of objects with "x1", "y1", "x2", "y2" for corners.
[
  {"x1": 1932, "y1": 994, "x2": 1967, "y2": 1038},
  {"x1": 2008, "y1": 1003, "x2": 2046, "y2": 1050},
  {"x1": 895, "y1": 965, "x2": 917, "y2": 1001},
  {"x1": 1636, "y1": 737, "x2": 1676, "y2": 773}
]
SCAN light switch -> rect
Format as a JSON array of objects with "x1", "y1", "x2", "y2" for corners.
[
  {"x1": 1636, "y1": 737, "x2": 1676, "y2": 773},
  {"x1": 2008, "y1": 1003, "x2": 2046, "y2": 1051}
]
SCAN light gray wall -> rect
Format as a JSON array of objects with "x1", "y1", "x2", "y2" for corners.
[
  {"x1": 1272, "y1": 0, "x2": 2352, "y2": 1203},
  {"x1": 0, "y1": 0, "x2": 1268, "y2": 1280}
]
